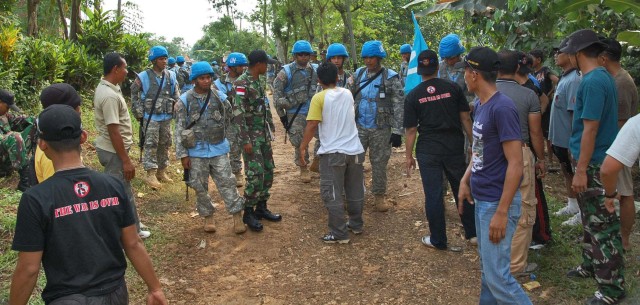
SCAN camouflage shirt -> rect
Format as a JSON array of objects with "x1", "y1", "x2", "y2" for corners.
[{"x1": 233, "y1": 71, "x2": 275, "y2": 146}]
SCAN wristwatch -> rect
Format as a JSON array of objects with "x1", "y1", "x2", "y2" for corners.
[{"x1": 604, "y1": 191, "x2": 618, "y2": 199}]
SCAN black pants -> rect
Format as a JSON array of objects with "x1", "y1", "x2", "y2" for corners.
[{"x1": 49, "y1": 281, "x2": 128, "y2": 305}]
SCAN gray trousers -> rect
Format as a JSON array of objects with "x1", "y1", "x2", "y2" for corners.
[
  {"x1": 188, "y1": 155, "x2": 244, "y2": 217},
  {"x1": 96, "y1": 148, "x2": 140, "y2": 231},
  {"x1": 357, "y1": 126, "x2": 391, "y2": 195},
  {"x1": 49, "y1": 280, "x2": 128, "y2": 305},
  {"x1": 319, "y1": 153, "x2": 365, "y2": 239}
]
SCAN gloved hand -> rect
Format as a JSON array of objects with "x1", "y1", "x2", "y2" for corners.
[
  {"x1": 279, "y1": 116, "x2": 289, "y2": 130},
  {"x1": 390, "y1": 133, "x2": 402, "y2": 148}
]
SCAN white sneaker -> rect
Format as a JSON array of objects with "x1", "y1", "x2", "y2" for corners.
[
  {"x1": 467, "y1": 237, "x2": 478, "y2": 246},
  {"x1": 562, "y1": 213, "x2": 582, "y2": 226},
  {"x1": 138, "y1": 230, "x2": 151, "y2": 239},
  {"x1": 554, "y1": 205, "x2": 579, "y2": 216}
]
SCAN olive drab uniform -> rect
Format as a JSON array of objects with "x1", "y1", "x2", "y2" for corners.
[
  {"x1": 0, "y1": 113, "x2": 35, "y2": 176},
  {"x1": 131, "y1": 68, "x2": 180, "y2": 171},
  {"x1": 272, "y1": 62, "x2": 320, "y2": 166},
  {"x1": 174, "y1": 89, "x2": 244, "y2": 217},
  {"x1": 214, "y1": 75, "x2": 243, "y2": 176},
  {"x1": 233, "y1": 72, "x2": 275, "y2": 207},
  {"x1": 350, "y1": 67, "x2": 404, "y2": 195},
  {"x1": 176, "y1": 65, "x2": 193, "y2": 93}
]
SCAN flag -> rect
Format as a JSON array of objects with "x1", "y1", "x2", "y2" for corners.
[{"x1": 404, "y1": 12, "x2": 429, "y2": 95}]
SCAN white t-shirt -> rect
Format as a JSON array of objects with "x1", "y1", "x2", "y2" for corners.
[
  {"x1": 307, "y1": 87, "x2": 364, "y2": 155},
  {"x1": 606, "y1": 113, "x2": 640, "y2": 167}
]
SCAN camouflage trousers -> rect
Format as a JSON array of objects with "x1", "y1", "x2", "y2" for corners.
[
  {"x1": 242, "y1": 140, "x2": 274, "y2": 207},
  {"x1": 358, "y1": 126, "x2": 391, "y2": 195},
  {"x1": 287, "y1": 113, "x2": 319, "y2": 167},
  {"x1": 187, "y1": 155, "x2": 244, "y2": 217},
  {"x1": 226, "y1": 123, "x2": 243, "y2": 174},
  {"x1": 0, "y1": 131, "x2": 27, "y2": 175},
  {"x1": 142, "y1": 119, "x2": 172, "y2": 171},
  {"x1": 577, "y1": 164, "x2": 625, "y2": 298}
]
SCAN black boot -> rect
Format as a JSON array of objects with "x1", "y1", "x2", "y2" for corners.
[
  {"x1": 16, "y1": 166, "x2": 33, "y2": 192},
  {"x1": 243, "y1": 207, "x2": 263, "y2": 232},
  {"x1": 255, "y1": 200, "x2": 282, "y2": 222}
]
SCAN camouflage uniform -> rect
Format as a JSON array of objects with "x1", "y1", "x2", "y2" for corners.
[
  {"x1": 272, "y1": 62, "x2": 320, "y2": 166},
  {"x1": 215, "y1": 75, "x2": 243, "y2": 175},
  {"x1": 337, "y1": 71, "x2": 353, "y2": 89},
  {"x1": 233, "y1": 72, "x2": 275, "y2": 207},
  {"x1": 577, "y1": 165, "x2": 625, "y2": 298},
  {"x1": 175, "y1": 89, "x2": 244, "y2": 216},
  {"x1": 0, "y1": 114, "x2": 35, "y2": 176},
  {"x1": 350, "y1": 67, "x2": 404, "y2": 195},
  {"x1": 176, "y1": 65, "x2": 192, "y2": 92},
  {"x1": 131, "y1": 68, "x2": 180, "y2": 171}
]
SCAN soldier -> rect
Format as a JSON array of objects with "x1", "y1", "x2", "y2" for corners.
[
  {"x1": 214, "y1": 52, "x2": 249, "y2": 186},
  {"x1": 326, "y1": 43, "x2": 352, "y2": 88},
  {"x1": 349, "y1": 40, "x2": 404, "y2": 212},
  {"x1": 399, "y1": 43, "x2": 411, "y2": 86},
  {"x1": 311, "y1": 50, "x2": 321, "y2": 65},
  {"x1": 233, "y1": 50, "x2": 281, "y2": 232},
  {"x1": 168, "y1": 57, "x2": 177, "y2": 72},
  {"x1": 211, "y1": 60, "x2": 221, "y2": 80},
  {"x1": 273, "y1": 40, "x2": 320, "y2": 182},
  {"x1": 131, "y1": 45, "x2": 180, "y2": 189},
  {"x1": 175, "y1": 55, "x2": 193, "y2": 93},
  {"x1": 175, "y1": 62, "x2": 246, "y2": 234},
  {"x1": 0, "y1": 89, "x2": 34, "y2": 191}
]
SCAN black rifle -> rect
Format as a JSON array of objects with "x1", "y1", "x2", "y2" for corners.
[
  {"x1": 138, "y1": 71, "x2": 166, "y2": 162},
  {"x1": 183, "y1": 168, "x2": 189, "y2": 201}
]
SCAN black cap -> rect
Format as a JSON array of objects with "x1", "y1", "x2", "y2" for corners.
[
  {"x1": 0, "y1": 89, "x2": 22, "y2": 112},
  {"x1": 40, "y1": 83, "x2": 82, "y2": 109},
  {"x1": 515, "y1": 51, "x2": 534, "y2": 75},
  {"x1": 560, "y1": 29, "x2": 607, "y2": 54},
  {"x1": 417, "y1": 50, "x2": 439, "y2": 76},
  {"x1": 600, "y1": 37, "x2": 622, "y2": 60},
  {"x1": 247, "y1": 50, "x2": 278, "y2": 65},
  {"x1": 453, "y1": 46, "x2": 500, "y2": 72},
  {"x1": 553, "y1": 37, "x2": 571, "y2": 53},
  {"x1": 37, "y1": 104, "x2": 82, "y2": 141}
]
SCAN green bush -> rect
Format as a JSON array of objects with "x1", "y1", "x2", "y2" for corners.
[
  {"x1": 77, "y1": 8, "x2": 124, "y2": 58},
  {"x1": 58, "y1": 40, "x2": 101, "y2": 91}
]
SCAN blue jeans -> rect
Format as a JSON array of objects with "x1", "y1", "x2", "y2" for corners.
[
  {"x1": 417, "y1": 153, "x2": 476, "y2": 249},
  {"x1": 475, "y1": 193, "x2": 532, "y2": 305}
]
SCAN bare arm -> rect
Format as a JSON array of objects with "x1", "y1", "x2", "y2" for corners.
[
  {"x1": 489, "y1": 140, "x2": 523, "y2": 243},
  {"x1": 528, "y1": 113, "x2": 546, "y2": 177},
  {"x1": 460, "y1": 111, "x2": 473, "y2": 144},
  {"x1": 600, "y1": 155, "x2": 624, "y2": 213},
  {"x1": 121, "y1": 225, "x2": 167, "y2": 305},
  {"x1": 404, "y1": 127, "x2": 417, "y2": 176},
  {"x1": 300, "y1": 120, "x2": 319, "y2": 167},
  {"x1": 539, "y1": 94, "x2": 550, "y2": 114},
  {"x1": 9, "y1": 251, "x2": 42, "y2": 305},
  {"x1": 107, "y1": 124, "x2": 135, "y2": 181},
  {"x1": 572, "y1": 119, "x2": 599, "y2": 193}
]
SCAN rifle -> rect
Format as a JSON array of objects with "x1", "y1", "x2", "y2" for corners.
[
  {"x1": 183, "y1": 168, "x2": 189, "y2": 201},
  {"x1": 139, "y1": 71, "x2": 166, "y2": 162}
]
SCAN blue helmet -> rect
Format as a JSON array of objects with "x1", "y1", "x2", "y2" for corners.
[
  {"x1": 291, "y1": 40, "x2": 313, "y2": 54},
  {"x1": 148, "y1": 46, "x2": 168, "y2": 61},
  {"x1": 326, "y1": 43, "x2": 349, "y2": 59},
  {"x1": 176, "y1": 56, "x2": 185, "y2": 64},
  {"x1": 400, "y1": 44, "x2": 412, "y2": 54},
  {"x1": 168, "y1": 57, "x2": 176, "y2": 65},
  {"x1": 226, "y1": 52, "x2": 248, "y2": 67},
  {"x1": 360, "y1": 40, "x2": 387, "y2": 59},
  {"x1": 438, "y1": 34, "x2": 466, "y2": 58},
  {"x1": 189, "y1": 62, "x2": 215, "y2": 82}
]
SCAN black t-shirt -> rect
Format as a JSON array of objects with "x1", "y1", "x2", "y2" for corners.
[
  {"x1": 534, "y1": 66, "x2": 554, "y2": 95},
  {"x1": 12, "y1": 168, "x2": 135, "y2": 303},
  {"x1": 404, "y1": 78, "x2": 470, "y2": 155},
  {"x1": 523, "y1": 79, "x2": 542, "y2": 97}
]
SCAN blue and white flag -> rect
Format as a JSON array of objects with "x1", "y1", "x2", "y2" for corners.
[{"x1": 404, "y1": 12, "x2": 429, "y2": 95}]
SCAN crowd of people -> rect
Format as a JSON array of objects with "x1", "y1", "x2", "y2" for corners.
[{"x1": 1, "y1": 26, "x2": 638, "y2": 305}]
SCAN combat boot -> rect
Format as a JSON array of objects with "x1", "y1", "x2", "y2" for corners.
[
  {"x1": 234, "y1": 172, "x2": 244, "y2": 187},
  {"x1": 300, "y1": 166, "x2": 311, "y2": 183},
  {"x1": 233, "y1": 212, "x2": 246, "y2": 234},
  {"x1": 17, "y1": 166, "x2": 32, "y2": 192},
  {"x1": 242, "y1": 207, "x2": 263, "y2": 232},
  {"x1": 156, "y1": 168, "x2": 174, "y2": 183},
  {"x1": 145, "y1": 169, "x2": 162, "y2": 189},
  {"x1": 374, "y1": 194, "x2": 390, "y2": 212},
  {"x1": 255, "y1": 200, "x2": 282, "y2": 222},
  {"x1": 204, "y1": 215, "x2": 216, "y2": 233},
  {"x1": 309, "y1": 158, "x2": 320, "y2": 173}
]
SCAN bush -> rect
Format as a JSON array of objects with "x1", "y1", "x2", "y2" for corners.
[{"x1": 58, "y1": 39, "x2": 101, "y2": 91}]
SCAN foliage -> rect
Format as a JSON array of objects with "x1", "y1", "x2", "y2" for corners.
[
  {"x1": 77, "y1": 7, "x2": 124, "y2": 57},
  {"x1": 192, "y1": 16, "x2": 268, "y2": 62},
  {"x1": 146, "y1": 34, "x2": 188, "y2": 58},
  {"x1": 57, "y1": 39, "x2": 102, "y2": 91}
]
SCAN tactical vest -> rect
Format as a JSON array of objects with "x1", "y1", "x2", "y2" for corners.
[
  {"x1": 280, "y1": 62, "x2": 318, "y2": 111},
  {"x1": 143, "y1": 69, "x2": 175, "y2": 115},
  {"x1": 182, "y1": 90, "x2": 226, "y2": 145},
  {"x1": 353, "y1": 67, "x2": 395, "y2": 129}
]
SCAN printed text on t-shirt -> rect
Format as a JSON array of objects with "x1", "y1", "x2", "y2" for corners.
[{"x1": 54, "y1": 197, "x2": 121, "y2": 218}]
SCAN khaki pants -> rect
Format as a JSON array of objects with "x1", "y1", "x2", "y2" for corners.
[{"x1": 511, "y1": 146, "x2": 537, "y2": 273}]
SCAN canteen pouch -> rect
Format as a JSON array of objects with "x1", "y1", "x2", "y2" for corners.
[{"x1": 180, "y1": 129, "x2": 196, "y2": 148}]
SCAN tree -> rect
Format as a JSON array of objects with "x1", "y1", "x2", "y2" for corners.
[
  {"x1": 69, "y1": 0, "x2": 81, "y2": 40},
  {"x1": 27, "y1": 0, "x2": 39, "y2": 37},
  {"x1": 56, "y1": 0, "x2": 68, "y2": 39}
]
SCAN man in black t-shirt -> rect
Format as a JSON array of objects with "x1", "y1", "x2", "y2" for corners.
[
  {"x1": 404, "y1": 50, "x2": 476, "y2": 250},
  {"x1": 10, "y1": 105, "x2": 167, "y2": 305}
]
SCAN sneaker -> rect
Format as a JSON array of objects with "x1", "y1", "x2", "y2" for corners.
[
  {"x1": 585, "y1": 291, "x2": 625, "y2": 305},
  {"x1": 562, "y1": 213, "x2": 582, "y2": 226},
  {"x1": 138, "y1": 230, "x2": 151, "y2": 239},
  {"x1": 321, "y1": 233, "x2": 349, "y2": 244},
  {"x1": 555, "y1": 205, "x2": 579, "y2": 216},
  {"x1": 346, "y1": 222, "x2": 362, "y2": 235},
  {"x1": 566, "y1": 265, "x2": 593, "y2": 278},
  {"x1": 529, "y1": 241, "x2": 545, "y2": 250},
  {"x1": 421, "y1": 236, "x2": 446, "y2": 250},
  {"x1": 467, "y1": 237, "x2": 478, "y2": 246}
]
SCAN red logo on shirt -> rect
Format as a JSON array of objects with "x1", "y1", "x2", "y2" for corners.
[
  {"x1": 427, "y1": 86, "x2": 436, "y2": 94},
  {"x1": 74, "y1": 181, "x2": 90, "y2": 198}
]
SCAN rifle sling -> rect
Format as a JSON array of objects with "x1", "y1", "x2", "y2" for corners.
[{"x1": 141, "y1": 71, "x2": 166, "y2": 146}]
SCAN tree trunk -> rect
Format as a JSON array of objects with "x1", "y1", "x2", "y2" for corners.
[
  {"x1": 27, "y1": 0, "x2": 40, "y2": 37},
  {"x1": 344, "y1": 0, "x2": 357, "y2": 69},
  {"x1": 271, "y1": 0, "x2": 286, "y2": 61},
  {"x1": 56, "y1": 0, "x2": 68, "y2": 39},
  {"x1": 69, "y1": 0, "x2": 81, "y2": 41},
  {"x1": 117, "y1": 0, "x2": 122, "y2": 18},
  {"x1": 262, "y1": 0, "x2": 268, "y2": 49}
]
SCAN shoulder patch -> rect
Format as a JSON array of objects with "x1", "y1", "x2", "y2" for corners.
[{"x1": 236, "y1": 86, "x2": 246, "y2": 96}]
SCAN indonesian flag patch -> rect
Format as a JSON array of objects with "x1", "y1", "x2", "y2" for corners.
[{"x1": 236, "y1": 86, "x2": 246, "y2": 96}]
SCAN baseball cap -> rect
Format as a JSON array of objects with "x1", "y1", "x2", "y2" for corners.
[
  {"x1": 560, "y1": 29, "x2": 607, "y2": 54},
  {"x1": 516, "y1": 51, "x2": 534, "y2": 75},
  {"x1": 247, "y1": 50, "x2": 278, "y2": 65},
  {"x1": 37, "y1": 104, "x2": 82, "y2": 141},
  {"x1": 0, "y1": 89, "x2": 22, "y2": 112},
  {"x1": 40, "y1": 83, "x2": 82, "y2": 109},
  {"x1": 600, "y1": 37, "x2": 622, "y2": 60},
  {"x1": 417, "y1": 50, "x2": 439, "y2": 76},
  {"x1": 453, "y1": 46, "x2": 500, "y2": 72},
  {"x1": 553, "y1": 37, "x2": 571, "y2": 53}
]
